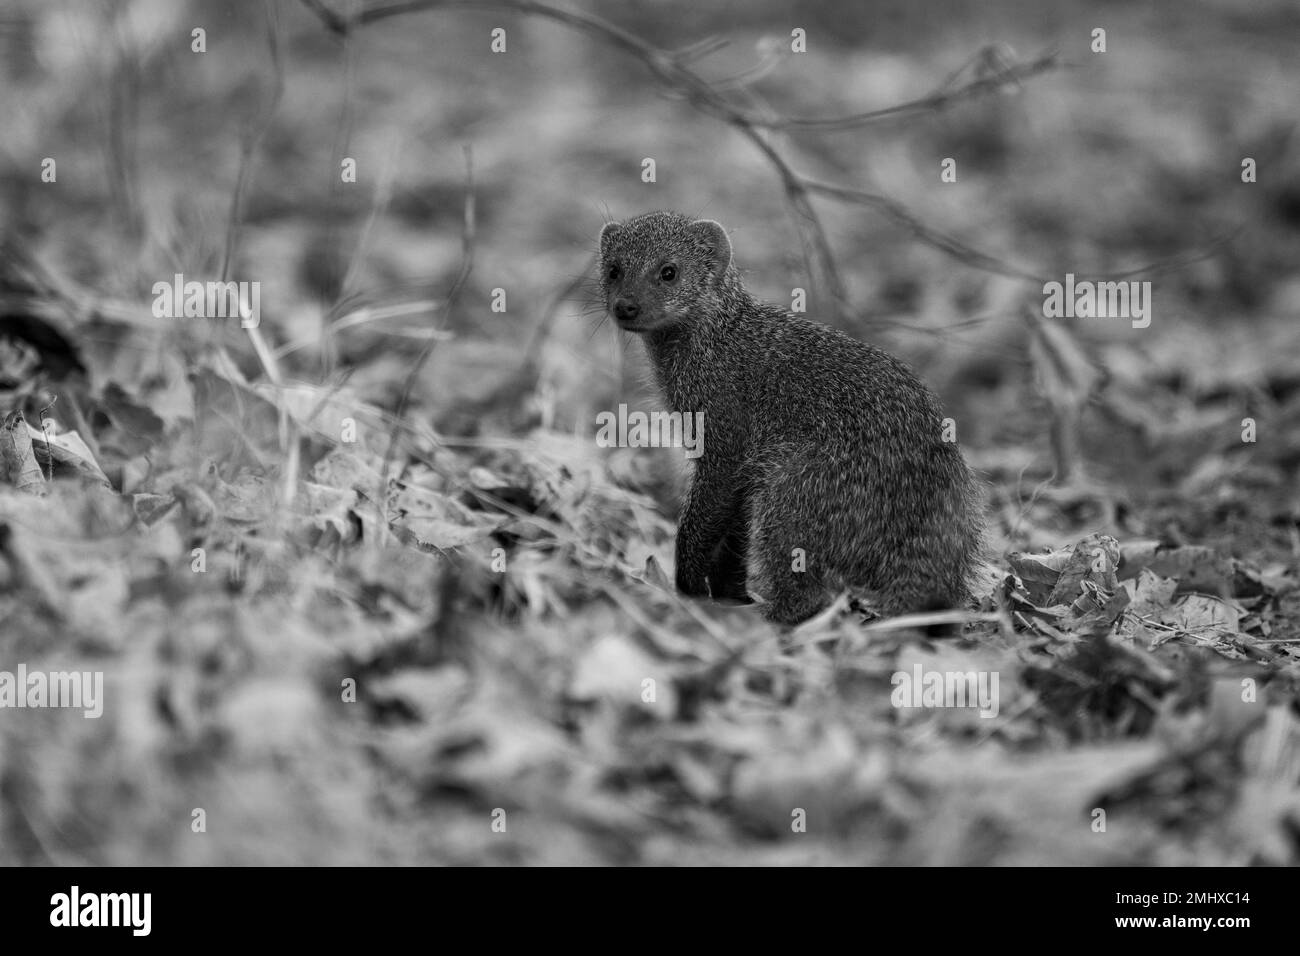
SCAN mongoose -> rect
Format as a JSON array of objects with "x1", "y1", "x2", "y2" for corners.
[{"x1": 598, "y1": 211, "x2": 983, "y2": 625}]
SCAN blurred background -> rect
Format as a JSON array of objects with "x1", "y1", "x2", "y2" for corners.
[{"x1": 1, "y1": 0, "x2": 1298, "y2": 865}]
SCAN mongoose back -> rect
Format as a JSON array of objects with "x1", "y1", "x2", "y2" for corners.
[{"x1": 598, "y1": 211, "x2": 983, "y2": 626}]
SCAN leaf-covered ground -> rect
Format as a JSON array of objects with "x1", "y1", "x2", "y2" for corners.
[{"x1": 1, "y1": 0, "x2": 1299, "y2": 865}]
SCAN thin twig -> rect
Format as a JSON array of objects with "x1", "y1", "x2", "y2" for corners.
[
  {"x1": 220, "y1": 4, "x2": 284, "y2": 285},
  {"x1": 376, "y1": 144, "x2": 476, "y2": 535},
  {"x1": 519, "y1": 253, "x2": 597, "y2": 380}
]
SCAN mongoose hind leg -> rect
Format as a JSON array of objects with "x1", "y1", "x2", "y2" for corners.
[
  {"x1": 871, "y1": 481, "x2": 980, "y2": 619},
  {"x1": 760, "y1": 576, "x2": 832, "y2": 626}
]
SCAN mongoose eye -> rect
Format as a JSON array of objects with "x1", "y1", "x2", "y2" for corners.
[
  {"x1": 659, "y1": 264, "x2": 678, "y2": 283},
  {"x1": 606, "y1": 264, "x2": 621, "y2": 282}
]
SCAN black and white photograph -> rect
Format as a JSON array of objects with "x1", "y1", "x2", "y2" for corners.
[{"x1": 0, "y1": 0, "x2": 1297, "y2": 901}]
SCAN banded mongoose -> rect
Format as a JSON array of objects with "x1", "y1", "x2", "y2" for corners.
[{"x1": 598, "y1": 211, "x2": 983, "y2": 625}]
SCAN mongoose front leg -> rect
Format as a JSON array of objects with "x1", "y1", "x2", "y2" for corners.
[
  {"x1": 705, "y1": 497, "x2": 752, "y2": 602},
  {"x1": 674, "y1": 465, "x2": 738, "y2": 598}
]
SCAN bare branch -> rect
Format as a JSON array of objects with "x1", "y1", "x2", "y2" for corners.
[
  {"x1": 802, "y1": 178, "x2": 1045, "y2": 282},
  {"x1": 740, "y1": 49, "x2": 1064, "y2": 131},
  {"x1": 298, "y1": 0, "x2": 350, "y2": 35},
  {"x1": 298, "y1": 0, "x2": 1231, "y2": 302},
  {"x1": 313, "y1": 0, "x2": 851, "y2": 309}
]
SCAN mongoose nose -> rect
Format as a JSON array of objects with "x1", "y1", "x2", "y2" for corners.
[{"x1": 613, "y1": 298, "x2": 640, "y2": 322}]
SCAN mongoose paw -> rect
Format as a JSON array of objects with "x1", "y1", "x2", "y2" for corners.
[
  {"x1": 706, "y1": 575, "x2": 753, "y2": 604},
  {"x1": 675, "y1": 568, "x2": 710, "y2": 597}
]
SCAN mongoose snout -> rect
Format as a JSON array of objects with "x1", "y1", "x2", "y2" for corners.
[
  {"x1": 598, "y1": 210, "x2": 984, "y2": 626},
  {"x1": 612, "y1": 297, "x2": 641, "y2": 326}
]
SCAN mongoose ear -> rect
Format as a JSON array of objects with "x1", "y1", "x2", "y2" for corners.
[
  {"x1": 598, "y1": 221, "x2": 621, "y2": 258},
  {"x1": 690, "y1": 219, "x2": 732, "y2": 273}
]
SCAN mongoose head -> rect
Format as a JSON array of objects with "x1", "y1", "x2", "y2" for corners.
[{"x1": 598, "y1": 211, "x2": 733, "y2": 333}]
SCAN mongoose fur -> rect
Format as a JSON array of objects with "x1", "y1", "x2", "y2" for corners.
[{"x1": 598, "y1": 211, "x2": 983, "y2": 626}]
